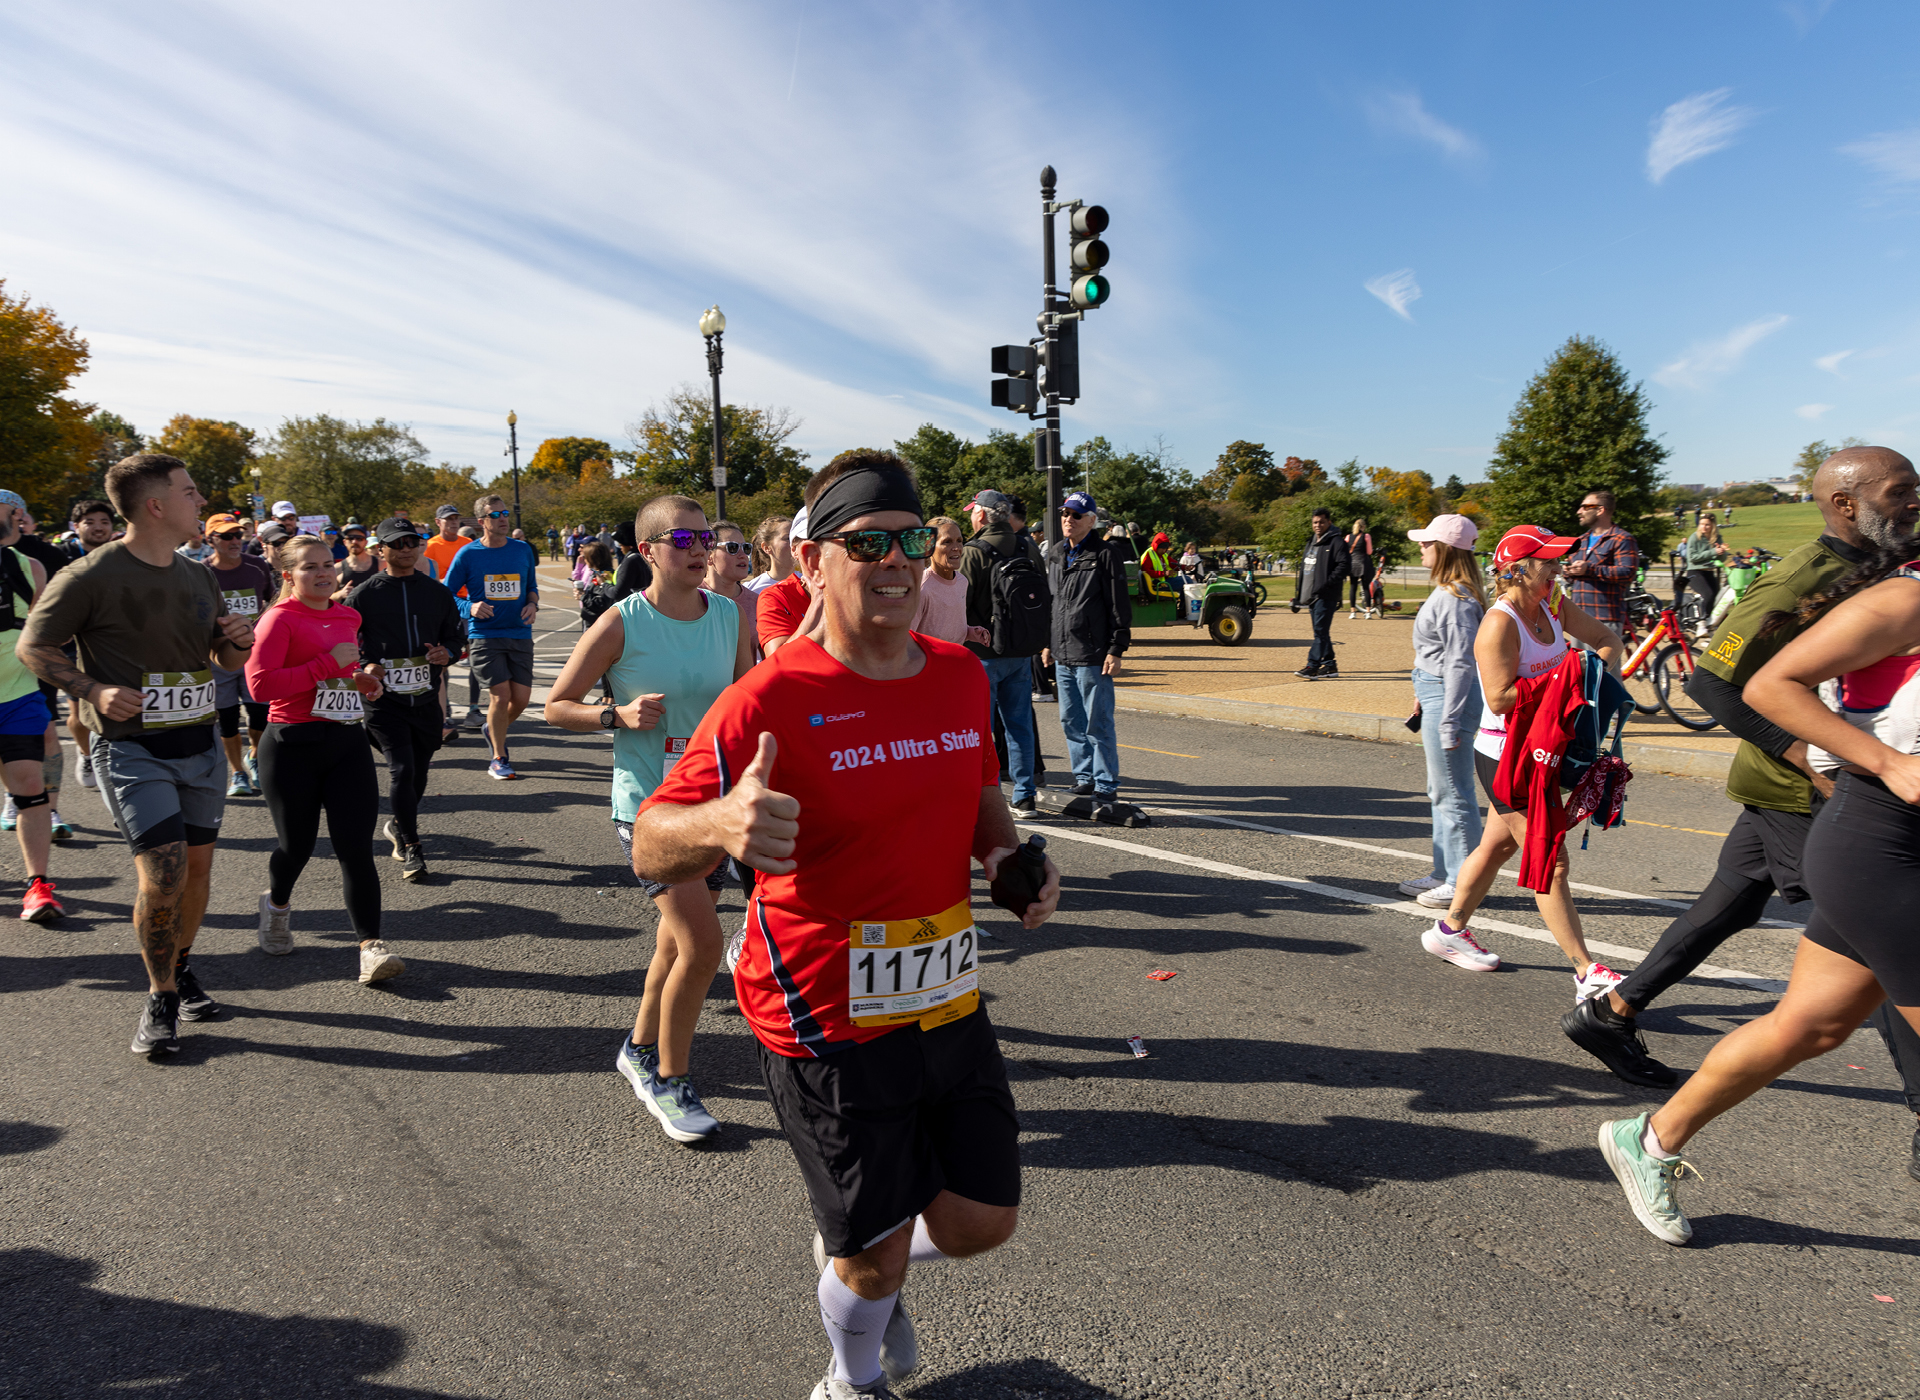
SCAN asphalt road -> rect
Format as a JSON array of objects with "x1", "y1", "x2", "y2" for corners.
[{"x1": 3, "y1": 640, "x2": 1916, "y2": 1398}]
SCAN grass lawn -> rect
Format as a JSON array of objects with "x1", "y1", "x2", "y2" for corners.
[{"x1": 1699, "y1": 500, "x2": 1823, "y2": 559}]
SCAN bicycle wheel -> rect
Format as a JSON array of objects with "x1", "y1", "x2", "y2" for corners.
[
  {"x1": 1653, "y1": 644, "x2": 1717, "y2": 731},
  {"x1": 1250, "y1": 580, "x2": 1268, "y2": 607},
  {"x1": 1621, "y1": 649, "x2": 1663, "y2": 715}
]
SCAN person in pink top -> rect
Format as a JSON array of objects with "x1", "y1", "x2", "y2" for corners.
[
  {"x1": 911, "y1": 516, "x2": 991, "y2": 646},
  {"x1": 244, "y1": 534, "x2": 403, "y2": 986}
]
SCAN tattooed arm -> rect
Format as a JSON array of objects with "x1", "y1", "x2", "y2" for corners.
[{"x1": 16, "y1": 640, "x2": 143, "y2": 721}]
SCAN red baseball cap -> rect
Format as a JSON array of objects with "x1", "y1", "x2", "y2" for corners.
[{"x1": 1491, "y1": 524, "x2": 1579, "y2": 569}]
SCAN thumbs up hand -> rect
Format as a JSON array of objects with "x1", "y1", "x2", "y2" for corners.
[{"x1": 725, "y1": 732, "x2": 801, "y2": 873}]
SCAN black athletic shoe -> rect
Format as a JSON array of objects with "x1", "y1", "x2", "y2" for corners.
[
  {"x1": 130, "y1": 992, "x2": 180, "y2": 1055},
  {"x1": 1561, "y1": 997, "x2": 1677, "y2": 1088},
  {"x1": 400, "y1": 845, "x2": 427, "y2": 883},
  {"x1": 1070, "y1": 781, "x2": 1095, "y2": 797},
  {"x1": 1294, "y1": 664, "x2": 1324, "y2": 679},
  {"x1": 1319, "y1": 662, "x2": 1339, "y2": 679},
  {"x1": 175, "y1": 967, "x2": 219, "y2": 1022},
  {"x1": 1010, "y1": 796, "x2": 1039, "y2": 815}
]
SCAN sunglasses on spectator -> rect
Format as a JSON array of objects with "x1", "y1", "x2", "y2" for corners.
[
  {"x1": 211, "y1": 530, "x2": 245, "y2": 541},
  {"x1": 1059, "y1": 509, "x2": 1088, "y2": 520},
  {"x1": 819, "y1": 527, "x2": 936, "y2": 562},
  {"x1": 647, "y1": 528, "x2": 715, "y2": 550},
  {"x1": 715, "y1": 540, "x2": 750, "y2": 556}
]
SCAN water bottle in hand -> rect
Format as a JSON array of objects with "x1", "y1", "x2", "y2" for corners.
[{"x1": 989, "y1": 835, "x2": 1049, "y2": 918}]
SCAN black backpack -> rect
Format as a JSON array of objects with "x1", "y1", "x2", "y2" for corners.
[{"x1": 967, "y1": 539, "x2": 1051, "y2": 657}]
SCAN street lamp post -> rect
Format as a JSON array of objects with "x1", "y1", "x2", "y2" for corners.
[
  {"x1": 505, "y1": 410, "x2": 522, "y2": 534},
  {"x1": 250, "y1": 465, "x2": 263, "y2": 523},
  {"x1": 700, "y1": 305, "x2": 727, "y2": 521}
]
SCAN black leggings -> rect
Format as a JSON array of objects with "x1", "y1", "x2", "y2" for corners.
[
  {"x1": 1684, "y1": 569, "x2": 1718, "y2": 616},
  {"x1": 364, "y1": 702, "x2": 442, "y2": 845},
  {"x1": 260, "y1": 721, "x2": 381, "y2": 939}
]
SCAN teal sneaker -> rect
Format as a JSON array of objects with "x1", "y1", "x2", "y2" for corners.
[
  {"x1": 1599, "y1": 1113, "x2": 1702, "y2": 1246},
  {"x1": 227, "y1": 771, "x2": 254, "y2": 798}
]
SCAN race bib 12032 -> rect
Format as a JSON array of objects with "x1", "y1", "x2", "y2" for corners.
[
  {"x1": 846, "y1": 899, "x2": 979, "y2": 1032},
  {"x1": 141, "y1": 671, "x2": 216, "y2": 729}
]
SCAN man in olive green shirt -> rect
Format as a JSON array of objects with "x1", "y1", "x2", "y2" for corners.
[{"x1": 1563, "y1": 448, "x2": 1920, "y2": 1176}]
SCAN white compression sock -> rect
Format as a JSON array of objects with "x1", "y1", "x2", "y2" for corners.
[
  {"x1": 907, "y1": 1217, "x2": 950, "y2": 1264},
  {"x1": 817, "y1": 1265, "x2": 895, "y2": 1386},
  {"x1": 1642, "y1": 1118, "x2": 1676, "y2": 1160}
]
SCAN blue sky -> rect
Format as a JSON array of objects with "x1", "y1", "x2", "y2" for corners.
[{"x1": 3, "y1": 1, "x2": 1917, "y2": 488}]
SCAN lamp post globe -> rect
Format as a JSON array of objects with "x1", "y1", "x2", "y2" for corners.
[{"x1": 701, "y1": 306, "x2": 728, "y2": 519}]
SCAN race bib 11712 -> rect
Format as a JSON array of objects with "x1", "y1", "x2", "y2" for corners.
[{"x1": 846, "y1": 899, "x2": 979, "y2": 1032}]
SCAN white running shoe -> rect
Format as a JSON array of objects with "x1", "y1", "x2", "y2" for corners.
[
  {"x1": 1420, "y1": 920, "x2": 1500, "y2": 971},
  {"x1": 723, "y1": 923, "x2": 748, "y2": 974},
  {"x1": 383, "y1": 818, "x2": 405, "y2": 860},
  {"x1": 1397, "y1": 874, "x2": 1445, "y2": 898},
  {"x1": 256, "y1": 892, "x2": 293, "y2": 955},
  {"x1": 358, "y1": 941, "x2": 405, "y2": 984},
  {"x1": 78, "y1": 753, "x2": 96, "y2": 789},
  {"x1": 1414, "y1": 882, "x2": 1456, "y2": 909},
  {"x1": 1575, "y1": 961, "x2": 1626, "y2": 1005}
]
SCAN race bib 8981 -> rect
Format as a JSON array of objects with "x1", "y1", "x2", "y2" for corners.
[{"x1": 483, "y1": 574, "x2": 521, "y2": 601}]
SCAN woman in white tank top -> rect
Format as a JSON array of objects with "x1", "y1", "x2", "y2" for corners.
[{"x1": 1421, "y1": 525, "x2": 1626, "y2": 1005}]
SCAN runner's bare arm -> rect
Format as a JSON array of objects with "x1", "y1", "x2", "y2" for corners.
[
  {"x1": 15, "y1": 639, "x2": 140, "y2": 717},
  {"x1": 544, "y1": 611, "x2": 658, "y2": 731},
  {"x1": 732, "y1": 598, "x2": 755, "y2": 680},
  {"x1": 975, "y1": 784, "x2": 1060, "y2": 930},
  {"x1": 630, "y1": 732, "x2": 799, "y2": 880}
]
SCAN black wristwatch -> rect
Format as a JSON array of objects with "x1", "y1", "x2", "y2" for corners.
[{"x1": 599, "y1": 703, "x2": 618, "y2": 730}]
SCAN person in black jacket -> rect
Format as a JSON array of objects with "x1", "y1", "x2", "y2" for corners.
[
  {"x1": 1294, "y1": 507, "x2": 1350, "y2": 678},
  {"x1": 960, "y1": 489, "x2": 1047, "y2": 812},
  {"x1": 1043, "y1": 490, "x2": 1131, "y2": 808},
  {"x1": 345, "y1": 518, "x2": 468, "y2": 882}
]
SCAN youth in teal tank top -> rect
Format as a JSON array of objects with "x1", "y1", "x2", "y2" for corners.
[{"x1": 607, "y1": 588, "x2": 739, "y2": 822}]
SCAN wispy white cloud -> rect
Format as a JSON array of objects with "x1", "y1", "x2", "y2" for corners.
[
  {"x1": 1796, "y1": 403, "x2": 1833, "y2": 420},
  {"x1": 1842, "y1": 129, "x2": 1920, "y2": 184},
  {"x1": 1655, "y1": 314, "x2": 1791, "y2": 389},
  {"x1": 1363, "y1": 91, "x2": 1485, "y2": 165},
  {"x1": 1364, "y1": 269, "x2": 1422, "y2": 321},
  {"x1": 1816, "y1": 349, "x2": 1856, "y2": 375},
  {"x1": 1780, "y1": 0, "x2": 1837, "y2": 35},
  {"x1": 1647, "y1": 89, "x2": 1758, "y2": 184}
]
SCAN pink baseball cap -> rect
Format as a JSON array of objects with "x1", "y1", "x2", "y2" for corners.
[{"x1": 1407, "y1": 514, "x2": 1479, "y2": 550}]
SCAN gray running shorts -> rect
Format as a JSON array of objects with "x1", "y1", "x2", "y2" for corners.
[
  {"x1": 95, "y1": 737, "x2": 225, "y2": 853},
  {"x1": 470, "y1": 637, "x2": 534, "y2": 689}
]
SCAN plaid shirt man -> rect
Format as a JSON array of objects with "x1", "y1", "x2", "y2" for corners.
[{"x1": 1564, "y1": 523, "x2": 1640, "y2": 631}]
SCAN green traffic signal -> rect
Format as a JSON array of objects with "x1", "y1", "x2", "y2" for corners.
[{"x1": 1071, "y1": 274, "x2": 1110, "y2": 309}]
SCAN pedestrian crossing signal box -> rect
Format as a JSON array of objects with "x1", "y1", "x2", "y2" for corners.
[{"x1": 991, "y1": 345, "x2": 1037, "y2": 412}]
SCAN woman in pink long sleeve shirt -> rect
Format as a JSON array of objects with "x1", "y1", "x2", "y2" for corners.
[{"x1": 244, "y1": 535, "x2": 403, "y2": 985}]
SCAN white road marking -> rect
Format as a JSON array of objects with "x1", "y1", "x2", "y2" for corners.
[
  {"x1": 1018, "y1": 820, "x2": 1787, "y2": 994},
  {"x1": 1147, "y1": 803, "x2": 1805, "y2": 930}
]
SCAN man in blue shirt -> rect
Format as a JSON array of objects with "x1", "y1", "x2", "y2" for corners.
[{"x1": 444, "y1": 494, "x2": 540, "y2": 779}]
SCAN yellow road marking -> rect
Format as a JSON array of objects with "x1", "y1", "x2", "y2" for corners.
[
  {"x1": 1118, "y1": 743, "x2": 1201, "y2": 759},
  {"x1": 1625, "y1": 818, "x2": 1728, "y2": 837}
]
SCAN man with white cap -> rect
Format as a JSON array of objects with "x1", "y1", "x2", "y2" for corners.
[{"x1": 756, "y1": 505, "x2": 816, "y2": 658}]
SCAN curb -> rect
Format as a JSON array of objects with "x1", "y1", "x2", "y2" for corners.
[{"x1": 1112, "y1": 688, "x2": 1733, "y2": 782}]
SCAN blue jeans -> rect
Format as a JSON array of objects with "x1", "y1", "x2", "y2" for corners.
[
  {"x1": 1412, "y1": 666, "x2": 1481, "y2": 885},
  {"x1": 981, "y1": 656, "x2": 1037, "y2": 802},
  {"x1": 1307, "y1": 595, "x2": 1337, "y2": 666},
  {"x1": 1055, "y1": 663, "x2": 1119, "y2": 797}
]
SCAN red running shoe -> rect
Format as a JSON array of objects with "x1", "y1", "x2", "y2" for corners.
[{"x1": 21, "y1": 876, "x2": 63, "y2": 924}]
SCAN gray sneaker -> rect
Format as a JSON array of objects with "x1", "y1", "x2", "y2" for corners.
[
  {"x1": 813, "y1": 1231, "x2": 917, "y2": 1381},
  {"x1": 808, "y1": 1376, "x2": 898, "y2": 1400},
  {"x1": 1599, "y1": 1112, "x2": 1702, "y2": 1246},
  {"x1": 357, "y1": 941, "x2": 405, "y2": 985},
  {"x1": 256, "y1": 892, "x2": 293, "y2": 955},
  {"x1": 632, "y1": 1068, "x2": 719, "y2": 1143},
  {"x1": 130, "y1": 991, "x2": 180, "y2": 1055}
]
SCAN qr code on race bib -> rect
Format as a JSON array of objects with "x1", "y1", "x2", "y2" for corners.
[{"x1": 861, "y1": 923, "x2": 887, "y2": 946}]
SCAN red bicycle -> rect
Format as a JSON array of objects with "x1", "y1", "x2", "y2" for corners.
[{"x1": 1617, "y1": 590, "x2": 1716, "y2": 731}]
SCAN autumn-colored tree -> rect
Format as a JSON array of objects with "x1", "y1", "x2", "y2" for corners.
[
  {"x1": 1279, "y1": 456, "x2": 1325, "y2": 493},
  {"x1": 152, "y1": 415, "x2": 258, "y2": 514},
  {"x1": 526, "y1": 436, "x2": 612, "y2": 484},
  {"x1": 1366, "y1": 465, "x2": 1446, "y2": 527},
  {"x1": 625, "y1": 384, "x2": 809, "y2": 505},
  {"x1": 0, "y1": 282, "x2": 101, "y2": 516}
]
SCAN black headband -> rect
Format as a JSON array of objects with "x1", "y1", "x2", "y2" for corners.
[{"x1": 807, "y1": 465, "x2": 924, "y2": 541}]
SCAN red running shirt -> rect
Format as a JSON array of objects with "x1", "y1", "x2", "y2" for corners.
[
  {"x1": 756, "y1": 574, "x2": 810, "y2": 651},
  {"x1": 245, "y1": 597, "x2": 366, "y2": 725},
  {"x1": 642, "y1": 634, "x2": 998, "y2": 1058}
]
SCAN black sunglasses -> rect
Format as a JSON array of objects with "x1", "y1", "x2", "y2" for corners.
[
  {"x1": 211, "y1": 530, "x2": 245, "y2": 541},
  {"x1": 386, "y1": 536, "x2": 423, "y2": 549},
  {"x1": 647, "y1": 528, "x2": 715, "y2": 550},
  {"x1": 1059, "y1": 509, "x2": 1088, "y2": 521},
  {"x1": 820, "y1": 527, "x2": 936, "y2": 563}
]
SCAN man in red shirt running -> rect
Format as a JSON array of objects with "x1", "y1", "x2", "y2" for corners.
[{"x1": 633, "y1": 450, "x2": 1060, "y2": 1400}]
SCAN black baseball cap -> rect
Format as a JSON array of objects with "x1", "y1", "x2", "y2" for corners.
[{"x1": 375, "y1": 517, "x2": 425, "y2": 545}]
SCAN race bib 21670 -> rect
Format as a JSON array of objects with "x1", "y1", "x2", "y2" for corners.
[{"x1": 141, "y1": 671, "x2": 216, "y2": 729}]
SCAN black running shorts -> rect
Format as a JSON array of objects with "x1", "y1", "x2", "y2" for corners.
[
  {"x1": 1803, "y1": 771, "x2": 1920, "y2": 1006},
  {"x1": 1474, "y1": 748, "x2": 1523, "y2": 814},
  {"x1": 1717, "y1": 803, "x2": 1816, "y2": 905},
  {"x1": 759, "y1": 1008, "x2": 1021, "y2": 1259}
]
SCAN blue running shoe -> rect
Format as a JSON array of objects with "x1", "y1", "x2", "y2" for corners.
[
  {"x1": 1, "y1": 795, "x2": 14, "y2": 831},
  {"x1": 50, "y1": 812, "x2": 72, "y2": 842},
  {"x1": 244, "y1": 751, "x2": 261, "y2": 789},
  {"x1": 614, "y1": 1036, "x2": 660, "y2": 1094},
  {"x1": 227, "y1": 771, "x2": 254, "y2": 798},
  {"x1": 630, "y1": 1066, "x2": 719, "y2": 1143},
  {"x1": 487, "y1": 758, "x2": 516, "y2": 781}
]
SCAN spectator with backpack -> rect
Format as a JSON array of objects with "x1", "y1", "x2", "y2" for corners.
[
  {"x1": 1043, "y1": 490, "x2": 1132, "y2": 819},
  {"x1": 961, "y1": 489, "x2": 1051, "y2": 815}
]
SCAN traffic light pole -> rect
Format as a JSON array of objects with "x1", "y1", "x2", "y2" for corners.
[{"x1": 1039, "y1": 166, "x2": 1063, "y2": 549}]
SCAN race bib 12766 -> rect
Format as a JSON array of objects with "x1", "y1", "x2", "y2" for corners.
[{"x1": 384, "y1": 656, "x2": 431, "y2": 696}]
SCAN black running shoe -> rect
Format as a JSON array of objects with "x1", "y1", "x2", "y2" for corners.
[
  {"x1": 1319, "y1": 663, "x2": 1339, "y2": 678},
  {"x1": 1293, "y1": 664, "x2": 1323, "y2": 679},
  {"x1": 1070, "y1": 781, "x2": 1095, "y2": 797},
  {"x1": 1561, "y1": 997, "x2": 1677, "y2": 1088},
  {"x1": 400, "y1": 845, "x2": 427, "y2": 883},
  {"x1": 130, "y1": 991, "x2": 180, "y2": 1055},
  {"x1": 1908, "y1": 1124, "x2": 1920, "y2": 1185},
  {"x1": 175, "y1": 967, "x2": 219, "y2": 1022},
  {"x1": 1010, "y1": 796, "x2": 1038, "y2": 815}
]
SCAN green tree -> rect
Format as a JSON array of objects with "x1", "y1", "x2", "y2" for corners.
[
  {"x1": 1260, "y1": 483, "x2": 1412, "y2": 571},
  {"x1": 625, "y1": 385, "x2": 809, "y2": 506},
  {"x1": 1197, "y1": 440, "x2": 1277, "y2": 506},
  {"x1": 0, "y1": 281, "x2": 101, "y2": 516},
  {"x1": 1443, "y1": 473, "x2": 1466, "y2": 498},
  {"x1": 152, "y1": 415, "x2": 258, "y2": 515},
  {"x1": 1791, "y1": 436, "x2": 1864, "y2": 494},
  {"x1": 1069, "y1": 436, "x2": 1201, "y2": 539},
  {"x1": 257, "y1": 416, "x2": 432, "y2": 526},
  {"x1": 404, "y1": 463, "x2": 484, "y2": 526},
  {"x1": 1334, "y1": 459, "x2": 1362, "y2": 489},
  {"x1": 526, "y1": 436, "x2": 612, "y2": 484},
  {"x1": 77, "y1": 411, "x2": 144, "y2": 506},
  {"x1": 893, "y1": 423, "x2": 973, "y2": 520},
  {"x1": 1486, "y1": 335, "x2": 1673, "y2": 559}
]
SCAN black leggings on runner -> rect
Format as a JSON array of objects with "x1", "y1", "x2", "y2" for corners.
[
  {"x1": 364, "y1": 702, "x2": 442, "y2": 846},
  {"x1": 260, "y1": 720, "x2": 381, "y2": 939}
]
